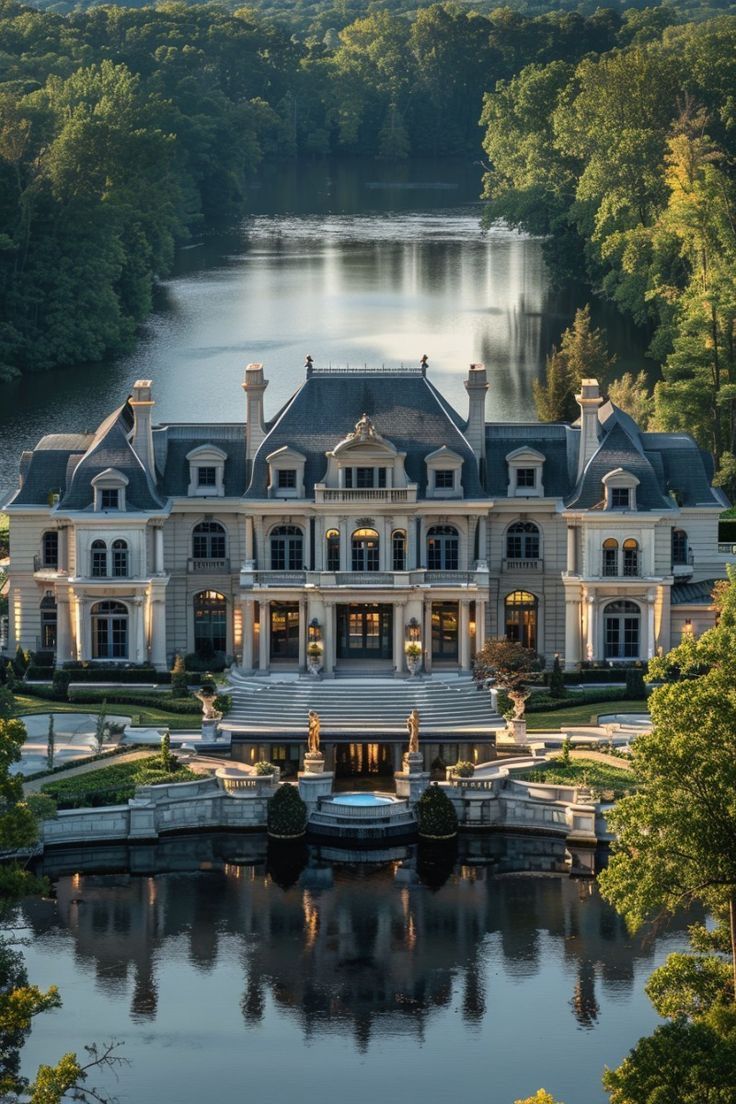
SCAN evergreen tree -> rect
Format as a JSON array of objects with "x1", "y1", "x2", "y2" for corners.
[{"x1": 46, "y1": 715, "x2": 54, "y2": 772}]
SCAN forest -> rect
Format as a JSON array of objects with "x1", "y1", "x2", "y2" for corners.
[{"x1": 1, "y1": 0, "x2": 736, "y2": 497}]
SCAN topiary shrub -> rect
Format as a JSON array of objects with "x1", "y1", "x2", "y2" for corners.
[
  {"x1": 549, "y1": 654, "x2": 567, "y2": 699},
  {"x1": 453, "y1": 761, "x2": 474, "y2": 778},
  {"x1": 170, "y1": 654, "x2": 189, "y2": 698},
  {"x1": 51, "y1": 669, "x2": 70, "y2": 701},
  {"x1": 267, "y1": 784, "x2": 307, "y2": 839},
  {"x1": 416, "y1": 783, "x2": 458, "y2": 840},
  {"x1": 625, "y1": 668, "x2": 647, "y2": 698},
  {"x1": 255, "y1": 761, "x2": 277, "y2": 775}
]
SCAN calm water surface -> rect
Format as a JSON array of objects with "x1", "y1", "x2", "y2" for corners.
[
  {"x1": 17, "y1": 835, "x2": 686, "y2": 1104},
  {"x1": 0, "y1": 159, "x2": 651, "y2": 499}
]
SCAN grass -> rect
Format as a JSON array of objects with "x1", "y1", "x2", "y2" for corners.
[
  {"x1": 11, "y1": 692, "x2": 200, "y2": 731},
  {"x1": 515, "y1": 756, "x2": 639, "y2": 799},
  {"x1": 524, "y1": 699, "x2": 648, "y2": 732},
  {"x1": 41, "y1": 758, "x2": 198, "y2": 808}
]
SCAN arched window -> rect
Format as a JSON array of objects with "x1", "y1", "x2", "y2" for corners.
[
  {"x1": 192, "y1": 521, "x2": 226, "y2": 561},
  {"x1": 427, "y1": 525, "x2": 459, "y2": 571},
  {"x1": 352, "y1": 528, "x2": 380, "y2": 572},
  {"x1": 506, "y1": 521, "x2": 540, "y2": 561},
  {"x1": 111, "y1": 539, "x2": 129, "y2": 578},
  {"x1": 91, "y1": 539, "x2": 107, "y2": 578},
  {"x1": 392, "y1": 529, "x2": 407, "y2": 571},
  {"x1": 41, "y1": 531, "x2": 58, "y2": 569},
  {"x1": 326, "y1": 529, "x2": 340, "y2": 572},
  {"x1": 602, "y1": 537, "x2": 619, "y2": 577},
  {"x1": 622, "y1": 538, "x2": 639, "y2": 577},
  {"x1": 40, "y1": 595, "x2": 57, "y2": 650},
  {"x1": 604, "y1": 600, "x2": 640, "y2": 659},
  {"x1": 91, "y1": 600, "x2": 128, "y2": 659},
  {"x1": 193, "y1": 590, "x2": 227, "y2": 657},
  {"x1": 505, "y1": 590, "x2": 538, "y2": 651},
  {"x1": 270, "y1": 526, "x2": 303, "y2": 571},
  {"x1": 672, "y1": 529, "x2": 689, "y2": 566}
]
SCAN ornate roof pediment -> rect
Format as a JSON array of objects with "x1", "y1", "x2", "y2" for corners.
[{"x1": 331, "y1": 414, "x2": 398, "y2": 458}]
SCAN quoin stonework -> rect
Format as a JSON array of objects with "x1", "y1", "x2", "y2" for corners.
[{"x1": 4, "y1": 361, "x2": 731, "y2": 673}]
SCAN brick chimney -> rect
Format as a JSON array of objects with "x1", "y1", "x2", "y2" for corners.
[
  {"x1": 243, "y1": 363, "x2": 268, "y2": 461},
  {"x1": 130, "y1": 380, "x2": 156, "y2": 480},
  {"x1": 576, "y1": 378, "x2": 602, "y2": 479},
  {"x1": 464, "y1": 363, "x2": 488, "y2": 464}
]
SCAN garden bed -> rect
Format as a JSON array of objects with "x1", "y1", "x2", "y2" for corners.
[
  {"x1": 41, "y1": 758, "x2": 198, "y2": 809},
  {"x1": 514, "y1": 757, "x2": 639, "y2": 799}
]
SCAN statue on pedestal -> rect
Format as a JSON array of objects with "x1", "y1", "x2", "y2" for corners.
[
  {"x1": 307, "y1": 710, "x2": 321, "y2": 756},
  {"x1": 194, "y1": 686, "x2": 222, "y2": 721},
  {"x1": 406, "y1": 709, "x2": 420, "y2": 754}
]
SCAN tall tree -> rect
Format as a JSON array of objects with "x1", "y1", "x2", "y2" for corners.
[{"x1": 533, "y1": 305, "x2": 616, "y2": 421}]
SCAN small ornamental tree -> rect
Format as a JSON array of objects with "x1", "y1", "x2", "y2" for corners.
[
  {"x1": 625, "y1": 667, "x2": 647, "y2": 699},
  {"x1": 416, "y1": 783, "x2": 458, "y2": 840},
  {"x1": 94, "y1": 703, "x2": 108, "y2": 754},
  {"x1": 267, "y1": 784, "x2": 307, "y2": 839},
  {"x1": 4, "y1": 661, "x2": 17, "y2": 691},
  {"x1": 473, "y1": 637, "x2": 540, "y2": 718},
  {"x1": 46, "y1": 715, "x2": 55, "y2": 771},
  {"x1": 549, "y1": 654, "x2": 566, "y2": 699},
  {"x1": 13, "y1": 644, "x2": 28, "y2": 676},
  {"x1": 160, "y1": 731, "x2": 171, "y2": 773},
  {"x1": 170, "y1": 654, "x2": 188, "y2": 698}
]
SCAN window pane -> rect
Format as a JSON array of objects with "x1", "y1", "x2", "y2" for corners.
[
  {"x1": 198, "y1": 467, "x2": 217, "y2": 486},
  {"x1": 516, "y1": 468, "x2": 535, "y2": 488},
  {"x1": 277, "y1": 469, "x2": 296, "y2": 489},
  {"x1": 435, "y1": 470, "x2": 454, "y2": 489}
]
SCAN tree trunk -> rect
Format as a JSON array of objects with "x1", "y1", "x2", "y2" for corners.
[{"x1": 730, "y1": 893, "x2": 736, "y2": 1003}]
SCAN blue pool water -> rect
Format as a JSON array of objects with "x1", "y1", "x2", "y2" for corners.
[{"x1": 331, "y1": 793, "x2": 393, "y2": 806}]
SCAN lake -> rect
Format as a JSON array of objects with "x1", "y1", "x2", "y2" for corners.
[
  {"x1": 15, "y1": 836, "x2": 685, "y2": 1104},
  {"x1": 0, "y1": 158, "x2": 651, "y2": 500}
]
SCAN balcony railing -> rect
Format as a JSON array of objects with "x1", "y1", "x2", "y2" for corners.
[
  {"x1": 33, "y1": 555, "x2": 60, "y2": 574},
  {"x1": 718, "y1": 543, "x2": 736, "y2": 556},
  {"x1": 502, "y1": 558, "x2": 543, "y2": 573},
  {"x1": 241, "y1": 568, "x2": 482, "y2": 589},
  {"x1": 424, "y1": 571, "x2": 475, "y2": 584},
  {"x1": 187, "y1": 558, "x2": 231, "y2": 574},
  {"x1": 316, "y1": 487, "x2": 415, "y2": 503}
]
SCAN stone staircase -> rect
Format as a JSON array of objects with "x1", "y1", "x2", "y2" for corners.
[{"x1": 222, "y1": 672, "x2": 504, "y2": 736}]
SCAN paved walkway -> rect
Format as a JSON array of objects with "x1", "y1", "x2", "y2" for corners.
[{"x1": 23, "y1": 749, "x2": 156, "y2": 794}]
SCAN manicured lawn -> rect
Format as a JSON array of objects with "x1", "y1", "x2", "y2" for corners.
[
  {"x1": 11, "y1": 693, "x2": 200, "y2": 731},
  {"x1": 524, "y1": 699, "x2": 649, "y2": 731},
  {"x1": 41, "y1": 758, "x2": 198, "y2": 808},
  {"x1": 515, "y1": 756, "x2": 639, "y2": 798}
]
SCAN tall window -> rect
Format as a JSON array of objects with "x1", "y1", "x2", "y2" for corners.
[
  {"x1": 506, "y1": 522, "x2": 540, "y2": 561},
  {"x1": 622, "y1": 538, "x2": 639, "y2": 577},
  {"x1": 672, "y1": 529, "x2": 689, "y2": 565},
  {"x1": 602, "y1": 538, "x2": 618, "y2": 577},
  {"x1": 351, "y1": 528, "x2": 380, "y2": 572},
  {"x1": 505, "y1": 590, "x2": 538, "y2": 651},
  {"x1": 192, "y1": 521, "x2": 226, "y2": 560},
  {"x1": 111, "y1": 539, "x2": 129, "y2": 578},
  {"x1": 326, "y1": 529, "x2": 340, "y2": 572},
  {"x1": 193, "y1": 590, "x2": 227, "y2": 657},
  {"x1": 427, "y1": 526, "x2": 459, "y2": 570},
  {"x1": 91, "y1": 540, "x2": 107, "y2": 577},
  {"x1": 604, "y1": 600, "x2": 640, "y2": 659},
  {"x1": 392, "y1": 529, "x2": 407, "y2": 571},
  {"x1": 40, "y1": 595, "x2": 57, "y2": 650},
  {"x1": 270, "y1": 526, "x2": 303, "y2": 571},
  {"x1": 91, "y1": 600, "x2": 128, "y2": 659},
  {"x1": 344, "y1": 467, "x2": 386, "y2": 489},
  {"x1": 41, "y1": 531, "x2": 59, "y2": 568}
]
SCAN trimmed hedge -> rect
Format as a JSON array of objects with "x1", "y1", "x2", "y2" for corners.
[
  {"x1": 525, "y1": 688, "x2": 634, "y2": 714},
  {"x1": 267, "y1": 784, "x2": 307, "y2": 838},
  {"x1": 41, "y1": 759, "x2": 196, "y2": 809},
  {"x1": 417, "y1": 784, "x2": 458, "y2": 840},
  {"x1": 61, "y1": 665, "x2": 171, "y2": 684},
  {"x1": 68, "y1": 689, "x2": 201, "y2": 713},
  {"x1": 541, "y1": 666, "x2": 647, "y2": 687}
]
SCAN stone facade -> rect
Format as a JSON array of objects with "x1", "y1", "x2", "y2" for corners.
[{"x1": 4, "y1": 361, "x2": 731, "y2": 673}]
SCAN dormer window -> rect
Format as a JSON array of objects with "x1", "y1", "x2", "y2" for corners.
[
  {"x1": 603, "y1": 469, "x2": 639, "y2": 511},
  {"x1": 506, "y1": 447, "x2": 545, "y2": 497},
  {"x1": 187, "y1": 445, "x2": 226, "y2": 498},
  {"x1": 92, "y1": 469, "x2": 128, "y2": 512},
  {"x1": 267, "y1": 446, "x2": 306, "y2": 498},
  {"x1": 435, "y1": 470, "x2": 454, "y2": 489},
  {"x1": 425, "y1": 447, "x2": 463, "y2": 498},
  {"x1": 277, "y1": 469, "x2": 297, "y2": 490}
]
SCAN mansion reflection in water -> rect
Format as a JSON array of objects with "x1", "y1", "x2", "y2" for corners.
[{"x1": 23, "y1": 834, "x2": 684, "y2": 1048}]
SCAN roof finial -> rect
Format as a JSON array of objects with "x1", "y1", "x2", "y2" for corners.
[
  {"x1": 420, "y1": 353, "x2": 428, "y2": 376},
  {"x1": 305, "y1": 354, "x2": 314, "y2": 377}
]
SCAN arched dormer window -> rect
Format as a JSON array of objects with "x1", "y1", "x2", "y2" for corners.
[
  {"x1": 326, "y1": 529, "x2": 340, "y2": 572},
  {"x1": 427, "y1": 526, "x2": 459, "y2": 571},
  {"x1": 672, "y1": 529, "x2": 689, "y2": 566},
  {"x1": 351, "y1": 528, "x2": 379, "y2": 572},
  {"x1": 91, "y1": 468, "x2": 128, "y2": 512},
  {"x1": 270, "y1": 526, "x2": 303, "y2": 571},
  {"x1": 111, "y1": 539, "x2": 129, "y2": 578},
  {"x1": 192, "y1": 521, "x2": 226, "y2": 561},
  {"x1": 392, "y1": 529, "x2": 407, "y2": 571},
  {"x1": 602, "y1": 469, "x2": 639, "y2": 511},
  {"x1": 506, "y1": 521, "x2": 540, "y2": 561},
  {"x1": 91, "y1": 539, "x2": 107, "y2": 577}
]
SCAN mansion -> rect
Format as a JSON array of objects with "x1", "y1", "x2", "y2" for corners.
[{"x1": 3, "y1": 361, "x2": 731, "y2": 675}]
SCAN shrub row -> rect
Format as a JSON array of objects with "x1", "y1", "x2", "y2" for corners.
[
  {"x1": 541, "y1": 666, "x2": 647, "y2": 687},
  {"x1": 525, "y1": 688, "x2": 635, "y2": 713},
  {"x1": 68, "y1": 689, "x2": 201, "y2": 713}
]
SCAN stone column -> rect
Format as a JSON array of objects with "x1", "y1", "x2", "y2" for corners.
[
  {"x1": 564, "y1": 595, "x2": 582, "y2": 668},
  {"x1": 323, "y1": 602, "x2": 336, "y2": 676},
  {"x1": 475, "y1": 598, "x2": 486, "y2": 652},
  {"x1": 258, "y1": 599, "x2": 270, "y2": 672},
  {"x1": 149, "y1": 593, "x2": 167, "y2": 669},
  {"x1": 134, "y1": 597, "x2": 146, "y2": 663},
  {"x1": 77, "y1": 597, "x2": 89, "y2": 661},
  {"x1": 423, "y1": 600, "x2": 433, "y2": 674},
  {"x1": 392, "y1": 601, "x2": 406, "y2": 676},
  {"x1": 154, "y1": 525, "x2": 165, "y2": 575},
  {"x1": 55, "y1": 592, "x2": 72, "y2": 664},
  {"x1": 586, "y1": 595, "x2": 596, "y2": 661},
  {"x1": 339, "y1": 516, "x2": 349, "y2": 572},
  {"x1": 459, "y1": 601, "x2": 471, "y2": 671},
  {"x1": 407, "y1": 521, "x2": 417, "y2": 572},
  {"x1": 242, "y1": 600, "x2": 255, "y2": 671},
  {"x1": 646, "y1": 592, "x2": 656, "y2": 660},
  {"x1": 303, "y1": 520, "x2": 312, "y2": 575},
  {"x1": 298, "y1": 598, "x2": 307, "y2": 671},
  {"x1": 58, "y1": 526, "x2": 69, "y2": 573},
  {"x1": 244, "y1": 516, "x2": 255, "y2": 566},
  {"x1": 476, "y1": 516, "x2": 488, "y2": 567},
  {"x1": 566, "y1": 526, "x2": 577, "y2": 574}
]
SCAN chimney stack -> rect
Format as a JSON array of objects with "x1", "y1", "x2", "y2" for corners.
[
  {"x1": 464, "y1": 363, "x2": 488, "y2": 464},
  {"x1": 576, "y1": 378, "x2": 602, "y2": 479},
  {"x1": 243, "y1": 363, "x2": 268, "y2": 461},
  {"x1": 130, "y1": 380, "x2": 156, "y2": 480}
]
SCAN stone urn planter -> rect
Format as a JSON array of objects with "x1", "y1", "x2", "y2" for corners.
[
  {"x1": 306, "y1": 645, "x2": 323, "y2": 677},
  {"x1": 404, "y1": 643, "x2": 422, "y2": 677}
]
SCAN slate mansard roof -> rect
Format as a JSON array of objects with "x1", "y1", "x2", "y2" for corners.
[{"x1": 5, "y1": 367, "x2": 726, "y2": 512}]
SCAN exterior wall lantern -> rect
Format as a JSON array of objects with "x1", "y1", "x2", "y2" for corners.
[
  {"x1": 406, "y1": 617, "x2": 421, "y2": 642},
  {"x1": 308, "y1": 618, "x2": 321, "y2": 644}
]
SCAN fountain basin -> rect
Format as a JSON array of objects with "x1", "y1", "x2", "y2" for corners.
[{"x1": 308, "y1": 791, "x2": 417, "y2": 845}]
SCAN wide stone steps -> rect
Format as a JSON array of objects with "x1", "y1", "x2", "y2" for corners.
[{"x1": 223, "y1": 674, "x2": 503, "y2": 734}]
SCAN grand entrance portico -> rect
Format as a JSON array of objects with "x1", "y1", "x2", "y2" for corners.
[{"x1": 336, "y1": 603, "x2": 393, "y2": 662}]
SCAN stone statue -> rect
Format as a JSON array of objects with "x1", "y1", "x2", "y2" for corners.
[
  {"x1": 507, "y1": 688, "x2": 531, "y2": 720},
  {"x1": 194, "y1": 686, "x2": 222, "y2": 721},
  {"x1": 307, "y1": 710, "x2": 321, "y2": 755},
  {"x1": 406, "y1": 708, "x2": 420, "y2": 754}
]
